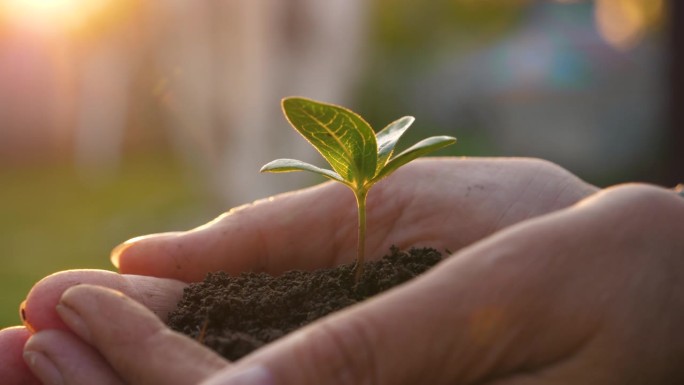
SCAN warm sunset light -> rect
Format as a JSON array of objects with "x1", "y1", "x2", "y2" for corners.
[
  {"x1": 1, "y1": 0, "x2": 114, "y2": 32},
  {"x1": 595, "y1": 0, "x2": 664, "y2": 50}
]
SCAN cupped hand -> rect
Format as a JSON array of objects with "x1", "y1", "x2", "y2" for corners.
[
  {"x1": 0, "y1": 157, "x2": 597, "y2": 384},
  {"x1": 111, "y1": 157, "x2": 597, "y2": 281},
  {"x1": 203, "y1": 183, "x2": 684, "y2": 384}
]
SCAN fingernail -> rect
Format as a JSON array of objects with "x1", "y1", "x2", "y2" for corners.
[
  {"x1": 110, "y1": 240, "x2": 135, "y2": 269},
  {"x1": 204, "y1": 365, "x2": 274, "y2": 385},
  {"x1": 55, "y1": 304, "x2": 91, "y2": 343},
  {"x1": 111, "y1": 233, "x2": 177, "y2": 268},
  {"x1": 19, "y1": 300, "x2": 35, "y2": 333},
  {"x1": 24, "y1": 351, "x2": 64, "y2": 385}
]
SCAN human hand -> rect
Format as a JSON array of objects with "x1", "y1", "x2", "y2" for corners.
[
  {"x1": 14, "y1": 183, "x2": 684, "y2": 384},
  {"x1": 196, "y1": 183, "x2": 684, "y2": 384},
  {"x1": 13, "y1": 185, "x2": 684, "y2": 385},
  {"x1": 0, "y1": 157, "x2": 597, "y2": 383}
]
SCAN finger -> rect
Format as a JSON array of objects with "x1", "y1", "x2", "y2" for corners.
[
  {"x1": 55, "y1": 284, "x2": 227, "y2": 385},
  {"x1": 24, "y1": 330, "x2": 125, "y2": 385},
  {"x1": 22, "y1": 269, "x2": 186, "y2": 333},
  {"x1": 109, "y1": 158, "x2": 459, "y2": 282},
  {"x1": 0, "y1": 326, "x2": 41, "y2": 385},
  {"x1": 199, "y1": 253, "x2": 512, "y2": 385},
  {"x1": 111, "y1": 181, "x2": 360, "y2": 282}
]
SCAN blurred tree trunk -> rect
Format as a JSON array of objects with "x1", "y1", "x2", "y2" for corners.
[{"x1": 159, "y1": 0, "x2": 367, "y2": 207}]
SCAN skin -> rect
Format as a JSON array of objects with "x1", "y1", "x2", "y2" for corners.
[{"x1": 1, "y1": 158, "x2": 682, "y2": 384}]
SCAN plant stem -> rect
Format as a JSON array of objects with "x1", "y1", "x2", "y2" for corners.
[{"x1": 353, "y1": 189, "x2": 368, "y2": 282}]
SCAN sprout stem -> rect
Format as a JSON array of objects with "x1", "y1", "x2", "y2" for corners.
[{"x1": 353, "y1": 188, "x2": 368, "y2": 282}]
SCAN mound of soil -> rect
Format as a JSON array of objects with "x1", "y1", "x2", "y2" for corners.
[{"x1": 167, "y1": 247, "x2": 443, "y2": 361}]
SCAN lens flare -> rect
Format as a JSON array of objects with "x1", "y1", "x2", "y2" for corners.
[
  {"x1": 595, "y1": 0, "x2": 664, "y2": 50},
  {"x1": 1, "y1": 0, "x2": 114, "y2": 32}
]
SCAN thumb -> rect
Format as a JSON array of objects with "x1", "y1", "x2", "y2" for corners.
[
  {"x1": 30, "y1": 284, "x2": 228, "y2": 385},
  {"x1": 198, "y1": 191, "x2": 631, "y2": 385},
  {"x1": 198, "y1": 254, "x2": 505, "y2": 385}
]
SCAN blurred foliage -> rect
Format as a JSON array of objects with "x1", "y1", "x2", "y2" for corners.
[
  {"x1": 356, "y1": 0, "x2": 526, "y2": 155},
  {"x1": 0, "y1": 152, "x2": 212, "y2": 328},
  {"x1": 358, "y1": 0, "x2": 668, "y2": 185},
  {"x1": 371, "y1": 0, "x2": 526, "y2": 58}
]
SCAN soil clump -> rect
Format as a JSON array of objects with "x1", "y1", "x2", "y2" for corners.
[{"x1": 167, "y1": 246, "x2": 442, "y2": 361}]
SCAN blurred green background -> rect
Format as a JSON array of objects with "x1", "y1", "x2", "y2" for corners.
[
  {"x1": 0, "y1": 152, "x2": 214, "y2": 327},
  {"x1": 0, "y1": 0, "x2": 671, "y2": 328}
]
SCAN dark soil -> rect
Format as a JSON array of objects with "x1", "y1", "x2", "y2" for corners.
[{"x1": 167, "y1": 246, "x2": 443, "y2": 361}]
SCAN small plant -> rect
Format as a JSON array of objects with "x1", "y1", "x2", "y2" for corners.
[{"x1": 261, "y1": 97, "x2": 456, "y2": 279}]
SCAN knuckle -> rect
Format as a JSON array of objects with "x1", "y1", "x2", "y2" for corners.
[{"x1": 607, "y1": 184, "x2": 683, "y2": 216}]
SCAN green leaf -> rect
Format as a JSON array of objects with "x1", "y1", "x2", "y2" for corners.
[
  {"x1": 371, "y1": 135, "x2": 457, "y2": 183},
  {"x1": 260, "y1": 158, "x2": 346, "y2": 183},
  {"x1": 375, "y1": 116, "x2": 414, "y2": 173},
  {"x1": 282, "y1": 97, "x2": 377, "y2": 187},
  {"x1": 263, "y1": 96, "x2": 457, "y2": 280}
]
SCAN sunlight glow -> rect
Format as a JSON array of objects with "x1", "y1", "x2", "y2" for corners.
[
  {"x1": 595, "y1": 0, "x2": 664, "y2": 51},
  {"x1": 1, "y1": 0, "x2": 114, "y2": 32}
]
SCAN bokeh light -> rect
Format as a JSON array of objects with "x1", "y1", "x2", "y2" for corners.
[
  {"x1": 0, "y1": 0, "x2": 115, "y2": 33},
  {"x1": 595, "y1": 0, "x2": 665, "y2": 50}
]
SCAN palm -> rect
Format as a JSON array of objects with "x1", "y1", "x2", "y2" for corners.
[{"x1": 114, "y1": 157, "x2": 596, "y2": 282}]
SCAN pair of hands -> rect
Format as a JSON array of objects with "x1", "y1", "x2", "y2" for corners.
[{"x1": 2, "y1": 158, "x2": 683, "y2": 384}]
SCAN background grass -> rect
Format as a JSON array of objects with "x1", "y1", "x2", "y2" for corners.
[{"x1": 0, "y1": 153, "x2": 213, "y2": 329}]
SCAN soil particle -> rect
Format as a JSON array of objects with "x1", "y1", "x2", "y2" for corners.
[{"x1": 167, "y1": 246, "x2": 442, "y2": 361}]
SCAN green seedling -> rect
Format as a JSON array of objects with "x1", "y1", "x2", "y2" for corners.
[{"x1": 261, "y1": 97, "x2": 456, "y2": 280}]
